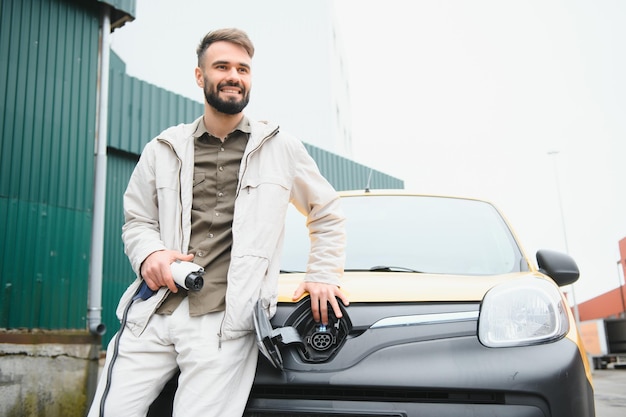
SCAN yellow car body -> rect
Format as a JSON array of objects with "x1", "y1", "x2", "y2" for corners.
[{"x1": 247, "y1": 190, "x2": 595, "y2": 417}]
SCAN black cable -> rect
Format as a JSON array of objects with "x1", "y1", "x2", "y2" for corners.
[{"x1": 99, "y1": 285, "x2": 142, "y2": 417}]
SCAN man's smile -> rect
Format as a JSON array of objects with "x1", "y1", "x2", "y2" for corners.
[{"x1": 219, "y1": 83, "x2": 243, "y2": 97}]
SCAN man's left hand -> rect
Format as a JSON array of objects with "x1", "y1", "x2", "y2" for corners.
[{"x1": 293, "y1": 282, "x2": 349, "y2": 324}]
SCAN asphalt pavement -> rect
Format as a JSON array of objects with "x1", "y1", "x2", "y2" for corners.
[{"x1": 593, "y1": 368, "x2": 626, "y2": 417}]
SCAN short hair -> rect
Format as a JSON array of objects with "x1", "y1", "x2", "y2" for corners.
[{"x1": 196, "y1": 28, "x2": 255, "y2": 66}]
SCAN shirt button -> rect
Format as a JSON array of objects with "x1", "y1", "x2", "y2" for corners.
[
  {"x1": 218, "y1": 166, "x2": 224, "y2": 171},
  {"x1": 197, "y1": 251, "x2": 205, "y2": 257},
  {"x1": 208, "y1": 233, "x2": 214, "y2": 238},
  {"x1": 215, "y1": 212, "x2": 220, "y2": 217},
  {"x1": 217, "y1": 192, "x2": 224, "y2": 197},
  {"x1": 220, "y1": 147, "x2": 225, "y2": 152}
]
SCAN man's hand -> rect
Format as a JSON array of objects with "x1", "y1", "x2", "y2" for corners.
[
  {"x1": 293, "y1": 282, "x2": 349, "y2": 325},
  {"x1": 140, "y1": 250, "x2": 194, "y2": 293}
]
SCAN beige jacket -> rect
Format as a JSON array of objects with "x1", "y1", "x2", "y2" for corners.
[{"x1": 117, "y1": 116, "x2": 345, "y2": 340}]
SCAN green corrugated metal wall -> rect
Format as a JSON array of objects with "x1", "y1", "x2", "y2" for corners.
[
  {"x1": 1, "y1": 0, "x2": 402, "y2": 347},
  {"x1": 101, "y1": 149, "x2": 139, "y2": 345},
  {"x1": 0, "y1": 0, "x2": 100, "y2": 329},
  {"x1": 304, "y1": 144, "x2": 402, "y2": 191},
  {"x1": 107, "y1": 53, "x2": 204, "y2": 155}
]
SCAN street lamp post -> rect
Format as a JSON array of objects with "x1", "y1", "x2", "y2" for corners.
[{"x1": 547, "y1": 150, "x2": 581, "y2": 325}]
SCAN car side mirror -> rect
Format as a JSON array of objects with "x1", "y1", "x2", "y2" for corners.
[{"x1": 536, "y1": 249, "x2": 579, "y2": 286}]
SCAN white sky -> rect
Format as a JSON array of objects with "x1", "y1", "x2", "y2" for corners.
[{"x1": 111, "y1": 0, "x2": 626, "y2": 304}]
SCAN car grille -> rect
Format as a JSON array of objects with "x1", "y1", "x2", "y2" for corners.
[
  {"x1": 249, "y1": 385, "x2": 504, "y2": 404},
  {"x1": 245, "y1": 386, "x2": 506, "y2": 417},
  {"x1": 244, "y1": 413, "x2": 403, "y2": 417}
]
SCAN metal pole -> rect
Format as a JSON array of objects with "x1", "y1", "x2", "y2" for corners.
[
  {"x1": 617, "y1": 260, "x2": 626, "y2": 318},
  {"x1": 547, "y1": 150, "x2": 581, "y2": 324},
  {"x1": 87, "y1": 4, "x2": 111, "y2": 337}
]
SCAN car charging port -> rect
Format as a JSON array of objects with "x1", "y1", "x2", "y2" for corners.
[
  {"x1": 308, "y1": 322, "x2": 340, "y2": 351},
  {"x1": 282, "y1": 296, "x2": 351, "y2": 363},
  {"x1": 254, "y1": 296, "x2": 352, "y2": 368}
]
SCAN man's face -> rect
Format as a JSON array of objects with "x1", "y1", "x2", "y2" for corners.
[{"x1": 196, "y1": 41, "x2": 252, "y2": 115}]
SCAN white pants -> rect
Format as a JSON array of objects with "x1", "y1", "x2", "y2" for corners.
[{"x1": 88, "y1": 297, "x2": 258, "y2": 417}]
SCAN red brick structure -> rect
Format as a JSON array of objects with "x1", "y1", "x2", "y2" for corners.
[{"x1": 577, "y1": 237, "x2": 626, "y2": 321}]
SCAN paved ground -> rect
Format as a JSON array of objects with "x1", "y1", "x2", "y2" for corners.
[{"x1": 593, "y1": 368, "x2": 626, "y2": 417}]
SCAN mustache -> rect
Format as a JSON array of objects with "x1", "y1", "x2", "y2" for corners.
[{"x1": 217, "y1": 80, "x2": 245, "y2": 90}]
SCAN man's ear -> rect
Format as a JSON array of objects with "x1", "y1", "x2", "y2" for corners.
[{"x1": 195, "y1": 67, "x2": 204, "y2": 88}]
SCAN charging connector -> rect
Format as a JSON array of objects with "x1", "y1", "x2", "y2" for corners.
[
  {"x1": 134, "y1": 260, "x2": 204, "y2": 301},
  {"x1": 170, "y1": 260, "x2": 204, "y2": 291}
]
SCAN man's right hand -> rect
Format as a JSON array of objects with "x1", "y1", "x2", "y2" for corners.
[{"x1": 140, "y1": 250, "x2": 195, "y2": 293}]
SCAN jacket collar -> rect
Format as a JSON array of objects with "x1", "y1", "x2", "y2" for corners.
[{"x1": 158, "y1": 115, "x2": 279, "y2": 154}]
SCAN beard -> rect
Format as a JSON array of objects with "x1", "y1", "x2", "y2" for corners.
[{"x1": 203, "y1": 80, "x2": 250, "y2": 115}]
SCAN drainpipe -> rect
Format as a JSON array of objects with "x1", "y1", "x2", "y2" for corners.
[{"x1": 87, "y1": 4, "x2": 111, "y2": 337}]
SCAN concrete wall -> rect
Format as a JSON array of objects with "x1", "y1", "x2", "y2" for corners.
[{"x1": 0, "y1": 331, "x2": 100, "y2": 417}]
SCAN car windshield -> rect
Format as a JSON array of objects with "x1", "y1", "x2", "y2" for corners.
[{"x1": 280, "y1": 194, "x2": 526, "y2": 275}]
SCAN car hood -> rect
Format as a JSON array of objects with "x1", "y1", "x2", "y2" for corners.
[{"x1": 277, "y1": 271, "x2": 546, "y2": 303}]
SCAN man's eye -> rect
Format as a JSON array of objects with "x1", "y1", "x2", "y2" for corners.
[{"x1": 238, "y1": 68, "x2": 249, "y2": 74}]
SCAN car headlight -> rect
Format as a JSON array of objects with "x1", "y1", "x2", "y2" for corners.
[{"x1": 478, "y1": 277, "x2": 569, "y2": 347}]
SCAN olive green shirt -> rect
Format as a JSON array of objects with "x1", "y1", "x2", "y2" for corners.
[{"x1": 156, "y1": 117, "x2": 250, "y2": 316}]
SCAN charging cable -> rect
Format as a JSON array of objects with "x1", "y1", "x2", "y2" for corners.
[
  {"x1": 97, "y1": 261, "x2": 204, "y2": 417},
  {"x1": 98, "y1": 284, "x2": 140, "y2": 417}
]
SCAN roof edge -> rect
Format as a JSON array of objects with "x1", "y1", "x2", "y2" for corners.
[{"x1": 97, "y1": 0, "x2": 136, "y2": 31}]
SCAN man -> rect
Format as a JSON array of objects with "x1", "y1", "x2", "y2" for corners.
[{"x1": 88, "y1": 28, "x2": 348, "y2": 417}]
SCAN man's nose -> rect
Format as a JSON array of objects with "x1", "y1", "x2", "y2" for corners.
[{"x1": 225, "y1": 67, "x2": 240, "y2": 81}]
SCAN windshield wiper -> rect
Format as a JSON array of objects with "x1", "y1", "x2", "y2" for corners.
[
  {"x1": 344, "y1": 266, "x2": 422, "y2": 273},
  {"x1": 368, "y1": 265, "x2": 422, "y2": 273}
]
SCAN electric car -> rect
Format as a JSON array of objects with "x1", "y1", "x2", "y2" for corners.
[{"x1": 246, "y1": 190, "x2": 595, "y2": 417}]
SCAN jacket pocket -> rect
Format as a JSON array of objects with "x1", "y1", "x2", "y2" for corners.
[
  {"x1": 155, "y1": 168, "x2": 181, "y2": 248},
  {"x1": 233, "y1": 177, "x2": 291, "y2": 258},
  {"x1": 221, "y1": 255, "x2": 270, "y2": 339},
  {"x1": 155, "y1": 170, "x2": 179, "y2": 207},
  {"x1": 193, "y1": 171, "x2": 206, "y2": 187},
  {"x1": 155, "y1": 168, "x2": 178, "y2": 190}
]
